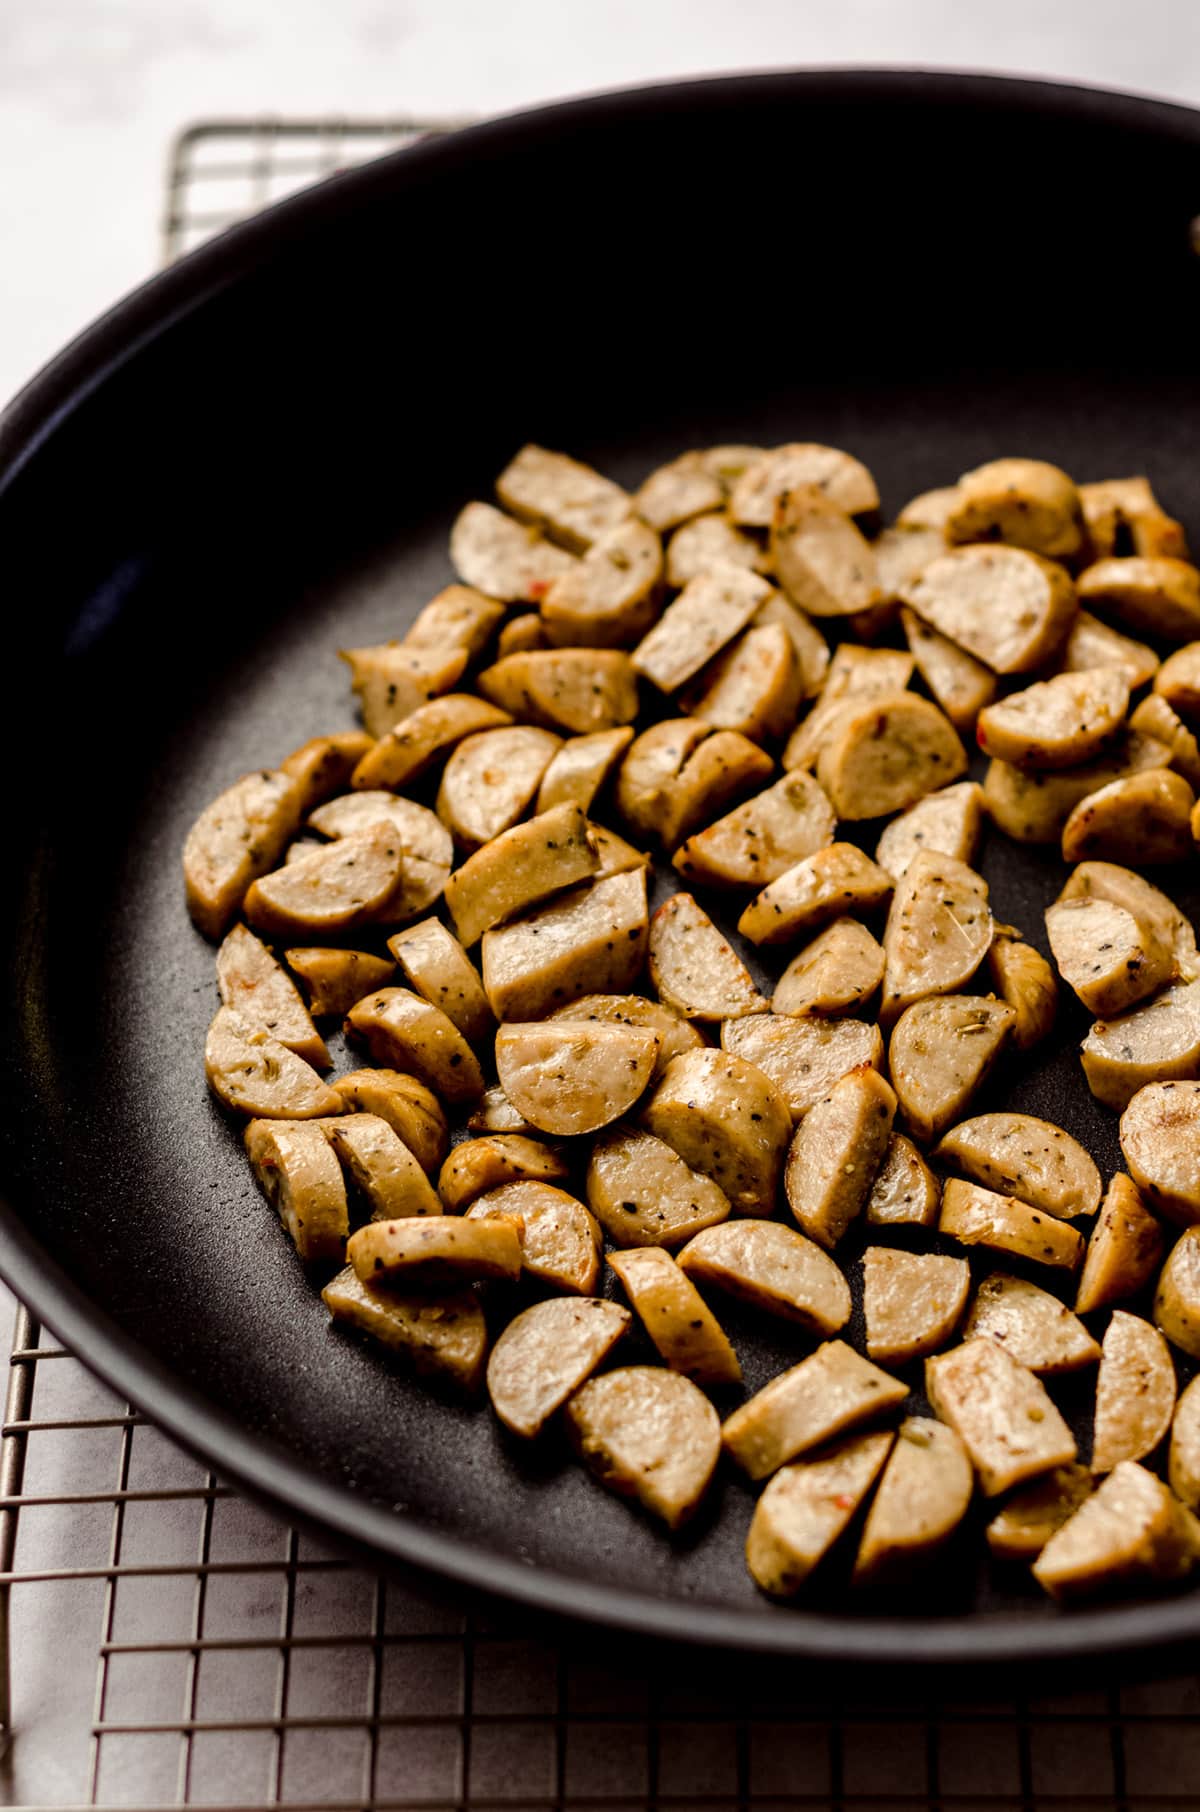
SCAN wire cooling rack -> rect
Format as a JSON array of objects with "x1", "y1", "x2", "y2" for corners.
[{"x1": 5, "y1": 118, "x2": 1200, "y2": 1811}]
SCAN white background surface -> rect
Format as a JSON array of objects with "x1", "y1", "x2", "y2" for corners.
[{"x1": 3, "y1": 0, "x2": 1200, "y2": 411}]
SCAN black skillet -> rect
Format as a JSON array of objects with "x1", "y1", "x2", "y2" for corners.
[{"x1": 3, "y1": 70, "x2": 1200, "y2": 1671}]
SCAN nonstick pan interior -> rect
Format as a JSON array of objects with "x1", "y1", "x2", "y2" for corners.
[{"x1": 3, "y1": 71, "x2": 1200, "y2": 1665}]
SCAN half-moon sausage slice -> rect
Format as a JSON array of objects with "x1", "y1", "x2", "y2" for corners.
[
  {"x1": 983, "y1": 729, "x2": 1171, "y2": 843},
  {"x1": 536, "y1": 727, "x2": 634, "y2": 814},
  {"x1": 436, "y1": 725, "x2": 562, "y2": 849},
  {"x1": 935, "y1": 1113, "x2": 1101, "y2": 1221},
  {"x1": 281, "y1": 732, "x2": 376, "y2": 813},
  {"x1": 1120, "y1": 1080, "x2": 1200, "y2": 1226},
  {"x1": 1170, "y1": 1375, "x2": 1200, "y2": 1510},
  {"x1": 183, "y1": 769, "x2": 303, "y2": 939},
  {"x1": 1061, "y1": 769, "x2": 1195, "y2": 866},
  {"x1": 665, "y1": 511, "x2": 771, "y2": 587},
  {"x1": 245, "y1": 1118, "x2": 349, "y2": 1263},
  {"x1": 607, "y1": 1248, "x2": 741, "y2": 1386},
  {"x1": 784, "y1": 1066, "x2": 896, "y2": 1249},
  {"x1": 770, "y1": 485, "x2": 881, "y2": 617},
  {"x1": 324, "y1": 1115, "x2": 442, "y2": 1220},
  {"x1": 976, "y1": 669, "x2": 1129, "y2": 770},
  {"x1": 1155, "y1": 1228, "x2": 1200, "y2": 1358},
  {"x1": 634, "y1": 450, "x2": 723, "y2": 531},
  {"x1": 900, "y1": 604, "x2": 997, "y2": 731},
  {"x1": 963, "y1": 1274, "x2": 1100, "y2": 1374},
  {"x1": 449, "y1": 500, "x2": 578, "y2": 602},
  {"x1": 1033, "y1": 1461, "x2": 1200, "y2": 1600},
  {"x1": 686, "y1": 623, "x2": 803, "y2": 742},
  {"x1": 730, "y1": 443, "x2": 879, "y2": 525},
  {"x1": 348, "y1": 1215, "x2": 523, "y2": 1289},
  {"x1": 673, "y1": 770, "x2": 836, "y2": 889},
  {"x1": 340, "y1": 641, "x2": 467, "y2": 738},
  {"x1": 862, "y1": 1249, "x2": 969, "y2": 1364},
  {"x1": 648, "y1": 893, "x2": 767, "y2": 1020},
  {"x1": 817, "y1": 693, "x2": 967, "y2": 821},
  {"x1": 322, "y1": 1267, "x2": 487, "y2": 1393},
  {"x1": 722, "y1": 1341, "x2": 906, "y2": 1481},
  {"x1": 1076, "y1": 1173, "x2": 1165, "y2": 1315},
  {"x1": 641, "y1": 1049, "x2": 792, "y2": 1216},
  {"x1": 677, "y1": 1221, "x2": 851, "y2": 1334},
  {"x1": 442, "y1": 800, "x2": 598, "y2": 946},
  {"x1": 498, "y1": 613, "x2": 546, "y2": 655},
  {"x1": 403, "y1": 583, "x2": 505, "y2": 663},
  {"x1": 387, "y1": 918, "x2": 495, "y2": 1042},
  {"x1": 438, "y1": 1135, "x2": 569, "y2": 1213},
  {"x1": 216, "y1": 924, "x2": 328, "y2": 1066},
  {"x1": 1082, "y1": 981, "x2": 1200, "y2": 1110},
  {"x1": 632, "y1": 563, "x2": 772, "y2": 692},
  {"x1": 496, "y1": 443, "x2": 631, "y2": 552},
  {"x1": 586, "y1": 1128, "x2": 731, "y2": 1249},
  {"x1": 985, "y1": 1465, "x2": 1093, "y2": 1560},
  {"x1": 747, "y1": 1432, "x2": 893, "y2": 1597},
  {"x1": 1077, "y1": 555, "x2": 1200, "y2": 642},
  {"x1": 772, "y1": 919, "x2": 885, "y2": 1018},
  {"x1": 864, "y1": 1133, "x2": 941, "y2": 1227},
  {"x1": 901, "y1": 545, "x2": 1077, "y2": 674},
  {"x1": 617, "y1": 717, "x2": 733, "y2": 838},
  {"x1": 738, "y1": 843, "x2": 894, "y2": 947},
  {"x1": 243, "y1": 825, "x2": 406, "y2": 939},
  {"x1": 721, "y1": 1015, "x2": 884, "y2": 1121},
  {"x1": 888, "y1": 995, "x2": 1015, "y2": 1143},
  {"x1": 477, "y1": 649, "x2": 639, "y2": 734},
  {"x1": 898, "y1": 486, "x2": 962, "y2": 529},
  {"x1": 1060, "y1": 609, "x2": 1159, "y2": 690},
  {"x1": 1092, "y1": 1310, "x2": 1176, "y2": 1474},
  {"x1": 481, "y1": 869, "x2": 649, "y2": 1021},
  {"x1": 351, "y1": 695, "x2": 513, "y2": 792},
  {"x1": 880, "y1": 851, "x2": 992, "y2": 1023},
  {"x1": 876, "y1": 524, "x2": 946, "y2": 604},
  {"x1": 495, "y1": 1020, "x2": 659, "y2": 1136},
  {"x1": 939, "y1": 1179, "x2": 1084, "y2": 1271},
  {"x1": 1129, "y1": 693, "x2": 1200, "y2": 789},
  {"x1": 551, "y1": 994, "x2": 704, "y2": 1078},
  {"x1": 285, "y1": 948, "x2": 396, "y2": 1019},
  {"x1": 467, "y1": 1183, "x2": 602, "y2": 1294},
  {"x1": 540, "y1": 516, "x2": 663, "y2": 647},
  {"x1": 565, "y1": 1367, "x2": 721, "y2": 1529},
  {"x1": 205, "y1": 1008, "x2": 345, "y2": 1120},
  {"x1": 874, "y1": 781, "x2": 984, "y2": 880},
  {"x1": 345, "y1": 988, "x2": 486, "y2": 1102},
  {"x1": 945, "y1": 457, "x2": 1083, "y2": 558},
  {"x1": 1080, "y1": 476, "x2": 1188, "y2": 562},
  {"x1": 654, "y1": 731, "x2": 775, "y2": 849},
  {"x1": 1083, "y1": 835, "x2": 1200, "y2": 961},
  {"x1": 925, "y1": 1339, "x2": 1077, "y2": 1495},
  {"x1": 853, "y1": 1418, "x2": 974, "y2": 1585},
  {"x1": 307, "y1": 790, "x2": 454, "y2": 883},
  {"x1": 486, "y1": 1298, "x2": 630, "y2": 1438},
  {"x1": 985, "y1": 930, "x2": 1059, "y2": 1051},
  {"x1": 332, "y1": 1069, "x2": 447, "y2": 1172},
  {"x1": 320, "y1": 827, "x2": 438, "y2": 938},
  {"x1": 784, "y1": 645, "x2": 915, "y2": 771},
  {"x1": 1155, "y1": 641, "x2": 1200, "y2": 719}
]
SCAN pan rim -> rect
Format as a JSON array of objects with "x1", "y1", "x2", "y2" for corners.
[{"x1": 4, "y1": 65, "x2": 1200, "y2": 1664}]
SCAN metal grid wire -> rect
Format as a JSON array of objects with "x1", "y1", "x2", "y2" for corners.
[{"x1": 4, "y1": 118, "x2": 1200, "y2": 1811}]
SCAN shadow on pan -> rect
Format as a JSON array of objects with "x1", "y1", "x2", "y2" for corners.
[{"x1": 2, "y1": 70, "x2": 1200, "y2": 1673}]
